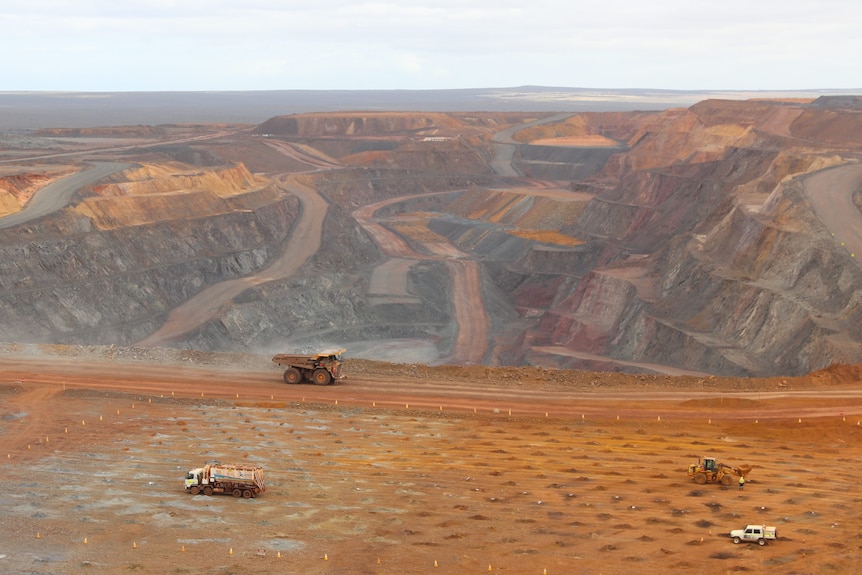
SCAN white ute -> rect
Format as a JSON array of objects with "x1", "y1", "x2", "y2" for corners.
[{"x1": 729, "y1": 524, "x2": 777, "y2": 546}]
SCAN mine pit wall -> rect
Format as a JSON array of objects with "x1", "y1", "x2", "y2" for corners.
[
  {"x1": 534, "y1": 211, "x2": 856, "y2": 376},
  {"x1": 162, "y1": 189, "x2": 457, "y2": 357},
  {"x1": 443, "y1": 189, "x2": 588, "y2": 234},
  {"x1": 699, "y1": 184, "x2": 860, "y2": 317},
  {"x1": 474, "y1": 263, "x2": 523, "y2": 365},
  {"x1": 510, "y1": 245, "x2": 591, "y2": 276},
  {"x1": 429, "y1": 189, "x2": 590, "y2": 258},
  {"x1": 612, "y1": 315, "x2": 751, "y2": 376},
  {"x1": 96, "y1": 163, "x2": 262, "y2": 198},
  {"x1": 0, "y1": 193, "x2": 300, "y2": 345},
  {"x1": 342, "y1": 140, "x2": 494, "y2": 175},
  {"x1": 72, "y1": 185, "x2": 284, "y2": 231},
  {"x1": 523, "y1": 263, "x2": 770, "y2": 376},
  {"x1": 256, "y1": 114, "x2": 442, "y2": 138},
  {"x1": 314, "y1": 168, "x2": 496, "y2": 208},
  {"x1": 512, "y1": 144, "x2": 624, "y2": 181},
  {"x1": 646, "y1": 185, "x2": 862, "y2": 375},
  {"x1": 255, "y1": 112, "x2": 544, "y2": 140},
  {"x1": 515, "y1": 144, "x2": 862, "y2": 376},
  {"x1": 650, "y1": 248, "x2": 831, "y2": 375},
  {"x1": 421, "y1": 130, "x2": 861, "y2": 375},
  {"x1": 177, "y1": 259, "x2": 455, "y2": 357},
  {"x1": 176, "y1": 169, "x2": 502, "y2": 361},
  {"x1": 571, "y1": 148, "x2": 782, "y2": 251},
  {"x1": 427, "y1": 218, "x2": 534, "y2": 261},
  {"x1": 537, "y1": 270, "x2": 639, "y2": 347}
]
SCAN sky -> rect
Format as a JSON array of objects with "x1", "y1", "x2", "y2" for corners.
[{"x1": 3, "y1": 0, "x2": 861, "y2": 92}]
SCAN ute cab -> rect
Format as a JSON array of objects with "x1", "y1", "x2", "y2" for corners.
[{"x1": 730, "y1": 525, "x2": 777, "y2": 545}]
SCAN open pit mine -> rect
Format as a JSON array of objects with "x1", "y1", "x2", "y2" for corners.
[{"x1": 2, "y1": 97, "x2": 862, "y2": 377}]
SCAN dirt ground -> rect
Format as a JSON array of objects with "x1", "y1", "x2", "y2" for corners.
[{"x1": 1, "y1": 349, "x2": 861, "y2": 575}]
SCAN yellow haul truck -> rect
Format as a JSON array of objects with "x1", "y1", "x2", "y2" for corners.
[{"x1": 272, "y1": 349, "x2": 346, "y2": 385}]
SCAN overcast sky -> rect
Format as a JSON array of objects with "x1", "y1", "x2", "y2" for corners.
[{"x1": 4, "y1": 1, "x2": 860, "y2": 92}]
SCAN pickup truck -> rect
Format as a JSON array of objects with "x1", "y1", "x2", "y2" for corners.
[{"x1": 729, "y1": 524, "x2": 777, "y2": 546}]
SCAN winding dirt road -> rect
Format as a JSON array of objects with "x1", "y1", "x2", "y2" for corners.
[
  {"x1": 0, "y1": 162, "x2": 128, "y2": 229},
  {"x1": 136, "y1": 174, "x2": 328, "y2": 346},
  {"x1": 490, "y1": 112, "x2": 572, "y2": 177},
  {"x1": 129, "y1": 125, "x2": 862, "y2": 373},
  {"x1": 801, "y1": 161, "x2": 862, "y2": 265},
  {"x1": 353, "y1": 190, "x2": 490, "y2": 364}
]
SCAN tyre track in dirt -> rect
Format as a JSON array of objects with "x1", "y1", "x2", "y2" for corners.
[{"x1": 0, "y1": 386, "x2": 62, "y2": 454}]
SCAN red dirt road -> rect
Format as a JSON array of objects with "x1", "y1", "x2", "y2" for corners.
[{"x1": 4, "y1": 354, "x2": 862, "y2": 431}]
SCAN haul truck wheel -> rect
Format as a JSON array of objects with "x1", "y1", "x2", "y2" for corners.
[
  {"x1": 232, "y1": 489, "x2": 242, "y2": 497},
  {"x1": 243, "y1": 489, "x2": 253, "y2": 498},
  {"x1": 190, "y1": 486, "x2": 200, "y2": 495},
  {"x1": 284, "y1": 367, "x2": 302, "y2": 384},
  {"x1": 203, "y1": 486, "x2": 213, "y2": 496},
  {"x1": 312, "y1": 368, "x2": 332, "y2": 386}
]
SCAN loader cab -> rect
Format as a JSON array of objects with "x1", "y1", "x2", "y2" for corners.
[{"x1": 702, "y1": 458, "x2": 718, "y2": 472}]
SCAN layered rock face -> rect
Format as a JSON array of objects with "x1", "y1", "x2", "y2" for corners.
[
  {"x1": 516, "y1": 97, "x2": 862, "y2": 375},
  {"x1": 254, "y1": 111, "x2": 549, "y2": 139},
  {"x1": 0, "y1": 163, "x2": 299, "y2": 344},
  {"x1": 1, "y1": 98, "x2": 861, "y2": 376}
]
